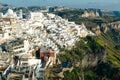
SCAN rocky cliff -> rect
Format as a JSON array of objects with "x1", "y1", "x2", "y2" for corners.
[
  {"x1": 81, "y1": 10, "x2": 99, "y2": 17},
  {"x1": 90, "y1": 21, "x2": 120, "y2": 36},
  {"x1": 81, "y1": 38, "x2": 106, "y2": 68}
]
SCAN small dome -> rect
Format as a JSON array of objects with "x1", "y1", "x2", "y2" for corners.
[
  {"x1": 7, "y1": 9, "x2": 14, "y2": 15},
  {"x1": 5, "y1": 9, "x2": 16, "y2": 18}
]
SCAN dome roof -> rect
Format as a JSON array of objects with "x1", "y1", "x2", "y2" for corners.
[
  {"x1": 5, "y1": 9, "x2": 16, "y2": 18},
  {"x1": 7, "y1": 9, "x2": 14, "y2": 15}
]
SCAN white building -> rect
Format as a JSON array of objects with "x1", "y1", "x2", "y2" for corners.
[
  {"x1": 4, "y1": 32, "x2": 10, "y2": 39},
  {"x1": 0, "y1": 12, "x2": 3, "y2": 18},
  {"x1": 30, "y1": 12, "x2": 44, "y2": 21},
  {"x1": 24, "y1": 39, "x2": 30, "y2": 53}
]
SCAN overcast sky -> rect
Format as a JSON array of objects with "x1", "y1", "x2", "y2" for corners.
[{"x1": 0, "y1": 0, "x2": 120, "y2": 11}]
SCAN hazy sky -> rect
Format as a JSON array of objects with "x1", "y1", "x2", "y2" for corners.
[{"x1": 0, "y1": 0, "x2": 120, "y2": 11}]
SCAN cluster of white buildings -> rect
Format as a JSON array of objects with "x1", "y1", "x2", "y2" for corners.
[{"x1": 0, "y1": 9, "x2": 94, "y2": 54}]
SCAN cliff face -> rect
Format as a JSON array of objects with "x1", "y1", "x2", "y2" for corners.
[
  {"x1": 82, "y1": 11, "x2": 99, "y2": 18},
  {"x1": 82, "y1": 46, "x2": 106, "y2": 68},
  {"x1": 110, "y1": 21, "x2": 120, "y2": 29},
  {"x1": 71, "y1": 36, "x2": 106, "y2": 68},
  {"x1": 90, "y1": 22, "x2": 120, "y2": 36},
  {"x1": 92, "y1": 25, "x2": 101, "y2": 35},
  {"x1": 80, "y1": 21, "x2": 120, "y2": 68},
  {"x1": 91, "y1": 24, "x2": 108, "y2": 35}
]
